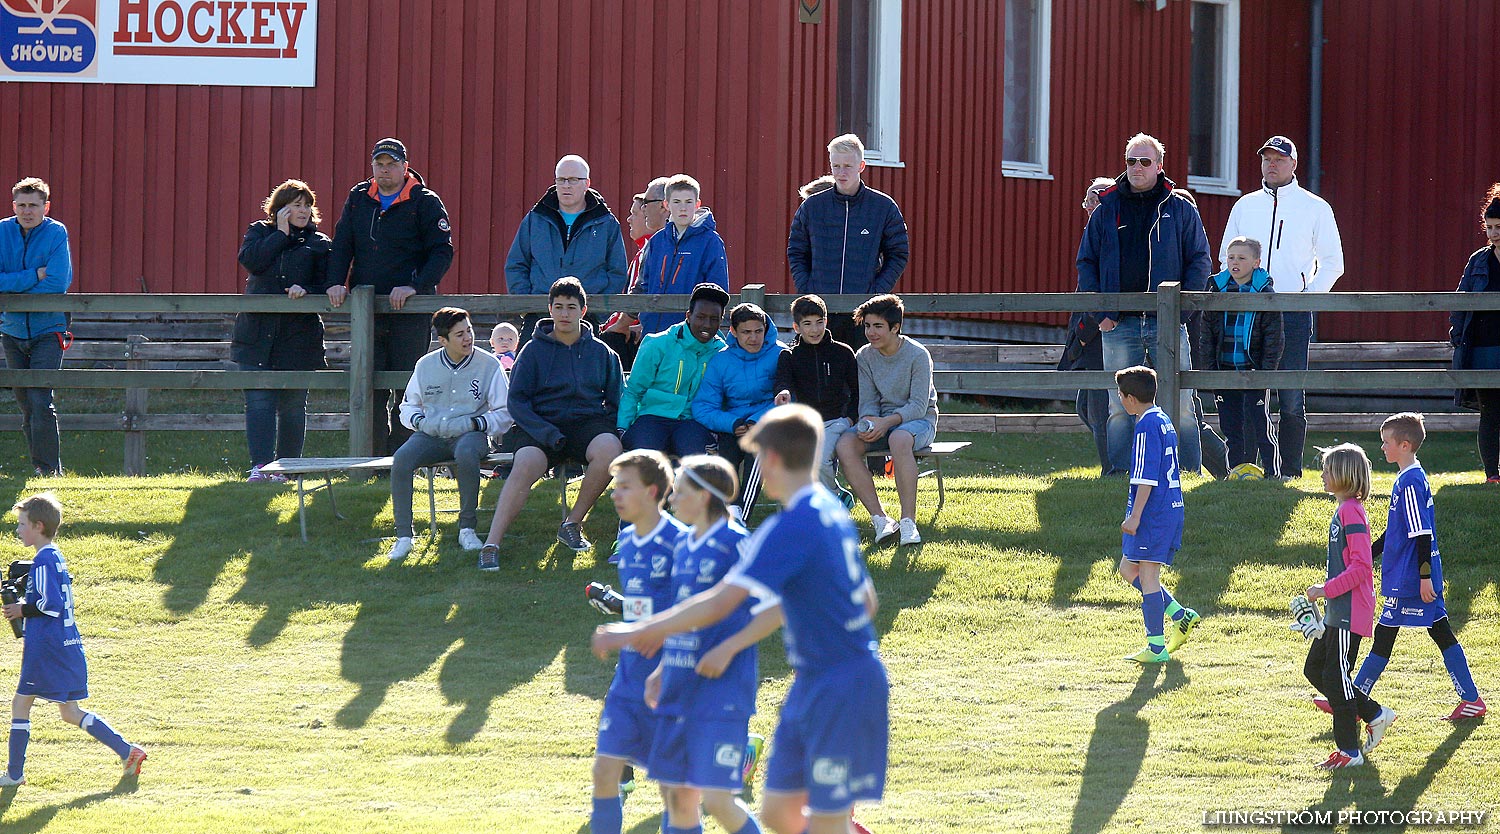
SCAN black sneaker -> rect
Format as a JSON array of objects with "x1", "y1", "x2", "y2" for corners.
[
  {"x1": 477, "y1": 544, "x2": 500, "y2": 571},
  {"x1": 557, "y1": 521, "x2": 592, "y2": 553}
]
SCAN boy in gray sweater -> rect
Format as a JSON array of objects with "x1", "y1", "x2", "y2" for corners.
[{"x1": 836, "y1": 294, "x2": 938, "y2": 546}]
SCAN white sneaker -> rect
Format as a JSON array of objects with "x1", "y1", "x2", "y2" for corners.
[
  {"x1": 871, "y1": 515, "x2": 899, "y2": 544},
  {"x1": 899, "y1": 517, "x2": 921, "y2": 546},
  {"x1": 1363, "y1": 706, "x2": 1397, "y2": 754},
  {"x1": 387, "y1": 536, "x2": 413, "y2": 562},
  {"x1": 458, "y1": 528, "x2": 484, "y2": 551}
]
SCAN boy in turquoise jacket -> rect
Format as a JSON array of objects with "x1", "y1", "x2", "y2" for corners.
[{"x1": 619, "y1": 284, "x2": 729, "y2": 456}]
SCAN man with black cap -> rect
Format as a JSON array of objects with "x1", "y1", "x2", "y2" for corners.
[
  {"x1": 617, "y1": 283, "x2": 729, "y2": 456},
  {"x1": 327, "y1": 137, "x2": 455, "y2": 455},
  {"x1": 1220, "y1": 135, "x2": 1345, "y2": 479}
]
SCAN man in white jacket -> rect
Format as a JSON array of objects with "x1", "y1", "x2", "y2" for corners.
[
  {"x1": 388, "y1": 307, "x2": 513, "y2": 562},
  {"x1": 1219, "y1": 136, "x2": 1344, "y2": 479}
]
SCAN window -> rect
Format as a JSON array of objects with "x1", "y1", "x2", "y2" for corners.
[
  {"x1": 1002, "y1": 0, "x2": 1051, "y2": 178},
  {"x1": 837, "y1": 0, "x2": 903, "y2": 166},
  {"x1": 1187, "y1": 0, "x2": 1240, "y2": 195}
]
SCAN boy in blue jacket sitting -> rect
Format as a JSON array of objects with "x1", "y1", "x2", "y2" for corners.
[
  {"x1": 692, "y1": 304, "x2": 787, "y2": 497},
  {"x1": 1195, "y1": 236, "x2": 1284, "y2": 476},
  {"x1": 637, "y1": 175, "x2": 730, "y2": 336}
]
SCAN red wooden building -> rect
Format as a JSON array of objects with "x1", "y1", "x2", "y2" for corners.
[{"x1": 1, "y1": 0, "x2": 1495, "y2": 342}]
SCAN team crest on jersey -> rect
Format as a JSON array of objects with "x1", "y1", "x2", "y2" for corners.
[
  {"x1": 651, "y1": 554, "x2": 669, "y2": 578},
  {"x1": 697, "y1": 558, "x2": 717, "y2": 583}
]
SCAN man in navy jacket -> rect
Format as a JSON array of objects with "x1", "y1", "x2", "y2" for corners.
[
  {"x1": 787, "y1": 134, "x2": 908, "y2": 347},
  {"x1": 1076, "y1": 133, "x2": 1210, "y2": 475}
]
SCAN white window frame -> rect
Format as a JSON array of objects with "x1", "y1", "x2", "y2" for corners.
[
  {"x1": 1001, "y1": 0, "x2": 1053, "y2": 180},
  {"x1": 1186, "y1": 0, "x2": 1241, "y2": 196},
  {"x1": 863, "y1": 0, "x2": 904, "y2": 168}
]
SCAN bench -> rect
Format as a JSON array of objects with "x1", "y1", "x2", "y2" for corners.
[{"x1": 865, "y1": 440, "x2": 971, "y2": 514}]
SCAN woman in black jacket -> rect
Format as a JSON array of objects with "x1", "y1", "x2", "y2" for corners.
[
  {"x1": 233, "y1": 180, "x2": 333, "y2": 481},
  {"x1": 1451, "y1": 182, "x2": 1500, "y2": 483}
]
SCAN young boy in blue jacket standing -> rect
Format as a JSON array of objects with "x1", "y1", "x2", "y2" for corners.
[
  {"x1": 637, "y1": 175, "x2": 730, "y2": 336},
  {"x1": 1195, "y1": 236, "x2": 1284, "y2": 476}
]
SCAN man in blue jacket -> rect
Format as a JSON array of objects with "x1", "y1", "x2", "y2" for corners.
[
  {"x1": 504, "y1": 155, "x2": 629, "y2": 340},
  {"x1": 0, "y1": 178, "x2": 72, "y2": 475},
  {"x1": 787, "y1": 134, "x2": 909, "y2": 348},
  {"x1": 692, "y1": 303, "x2": 787, "y2": 496},
  {"x1": 635, "y1": 175, "x2": 730, "y2": 335},
  {"x1": 1076, "y1": 133, "x2": 1210, "y2": 475}
]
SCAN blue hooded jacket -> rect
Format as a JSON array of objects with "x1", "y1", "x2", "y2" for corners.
[
  {"x1": 1075, "y1": 172, "x2": 1210, "y2": 323},
  {"x1": 0, "y1": 216, "x2": 72, "y2": 339},
  {"x1": 507, "y1": 319, "x2": 623, "y2": 448},
  {"x1": 691, "y1": 317, "x2": 787, "y2": 433},
  {"x1": 504, "y1": 187, "x2": 629, "y2": 297},
  {"x1": 637, "y1": 209, "x2": 730, "y2": 335}
]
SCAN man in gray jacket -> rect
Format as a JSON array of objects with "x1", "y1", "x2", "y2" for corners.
[
  {"x1": 387, "y1": 307, "x2": 512, "y2": 563},
  {"x1": 504, "y1": 155, "x2": 629, "y2": 340}
]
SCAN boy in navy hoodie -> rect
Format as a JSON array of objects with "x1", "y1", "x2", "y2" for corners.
[
  {"x1": 1195, "y1": 236, "x2": 1284, "y2": 476},
  {"x1": 637, "y1": 175, "x2": 730, "y2": 336}
]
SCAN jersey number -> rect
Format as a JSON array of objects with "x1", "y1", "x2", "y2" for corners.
[{"x1": 60, "y1": 582, "x2": 75, "y2": 628}]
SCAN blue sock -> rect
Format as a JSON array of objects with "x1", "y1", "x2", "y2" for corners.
[
  {"x1": 1441, "y1": 643, "x2": 1480, "y2": 702},
  {"x1": 1354, "y1": 653, "x2": 1389, "y2": 696},
  {"x1": 7, "y1": 719, "x2": 29, "y2": 780},
  {"x1": 590, "y1": 796, "x2": 623, "y2": 834},
  {"x1": 80, "y1": 712, "x2": 132, "y2": 759},
  {"x1": 1132, "y1": 577, "x2": 1182, "y2": 621},
  {"x1": 1143, "y1": 589, "x2": 1166, "y2": 650},
  {"x1": 667, "y1": 826, "x2": 704, "y2": 834},
  {"x1": 733, "y1": 816, "x2": 764, "y2": 834}
]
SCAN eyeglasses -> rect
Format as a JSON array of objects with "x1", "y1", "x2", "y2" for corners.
[
  {"x1": 1124, "y1": 157, "x2": 1157, "y2": 168},
  {"x1": 555, "y1": 177, "x2": 587, "y2": 186},
  {"x1": 638, "y1": 199, "x2": 662, "y2": 205}
]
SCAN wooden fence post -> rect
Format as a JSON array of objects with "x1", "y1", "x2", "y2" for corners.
[
  {"x1": 123, "y1": 334, "x2": 148, "y2": 476},
  {"x1": 740, "y1": 284, "x2": 766, "y2": 309},
  {"x1": 1155, "y1": 282, "x2": 1183, "y2": 441},
  {"x1": 348, "y1": 286, "x2": 375, "y2": 456}
]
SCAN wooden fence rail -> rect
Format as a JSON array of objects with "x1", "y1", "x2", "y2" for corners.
[{"x1": 2, "y1": 285, "x2": 1498, "y2": 473}]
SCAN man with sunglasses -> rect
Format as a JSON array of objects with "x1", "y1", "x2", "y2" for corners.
[
  {"x1": 1219, "y1": 136, "x2": 1345, "y2": 480},
  {"x1": 1077, "y1": 133, "x2": 1211, "y2": 476},
  {"x1": 504, "y1": 155, "x2": 629, "y2": 343}
]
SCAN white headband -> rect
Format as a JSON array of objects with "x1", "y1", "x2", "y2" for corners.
[{"x1": 682, "y1": 466, "x2": 734, "y2": 505}]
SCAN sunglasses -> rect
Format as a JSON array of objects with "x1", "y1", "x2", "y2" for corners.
[{"x1": 1124, "y1": 157, "x2": 1157, "y2": 168}]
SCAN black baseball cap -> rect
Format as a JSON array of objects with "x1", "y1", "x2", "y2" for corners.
[
  {"x1": 371, "y1": 137, "x2": 408, "y2": 162},
  {"x1": 1257, "y1": 135, "x2": 1297, "y2": 160},
  {"x1": 689, "y1": 283, "x2": 731, "y2": 310}
]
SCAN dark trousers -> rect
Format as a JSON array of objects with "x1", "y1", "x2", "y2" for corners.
[
  {"x1": 597, "y1": 329, "x2": 640, "y2": 372},
  {"x1": 239, "y1": 362, "x2": 308, "y2": 468},
  {"x1": 1216, "y1": 388, "x2": 1278, "y2": 476},
  {"x1": 1478, "y1": 388, "x2": 1500, "y2": 479},
  {"x1": 1076, "y1": 388, "x2": 1112, "y2": 475},
  {"x1": 372, "y1": 313, "x2": 432, "y2": 455},
  {"x1": 623, "y1": 415, "x2": 713, "y2": 457},
  {"x1": 2, "y1": 333, "x2": 63, "y2": 473},
  {"x1": 1277, "y1": 312, "x2": 1312, "y2": 477},
  {"x1": 713, "y1": 431, "x2": 754, "y2": 500},
  {"x1": 829, "y1": 313, "x2": 867, "y2": 351},
  {"x1": 1304, "y1": 627, "x2": 1383, "y2": 753}
]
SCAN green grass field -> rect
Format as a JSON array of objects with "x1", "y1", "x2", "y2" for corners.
[{"x1": 0, "y1": 426, "x2": 1494, "y2": 833}]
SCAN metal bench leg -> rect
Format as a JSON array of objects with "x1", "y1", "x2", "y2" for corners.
[
  {"x1": 296, "y1": 475, "x2": 309, "y2": 542},
  {"x1": 427, "y1": 467, "x2": 439, "y2": 542},
  {"x1": 936, "y1": 457, "x2": 946, "y2": 515},
  {"x1": 325, "y1": 473, "x2": 345, "y2": 520},
  {"x1": 560, "y1": 471, "x2": 571, "y2": 521}
]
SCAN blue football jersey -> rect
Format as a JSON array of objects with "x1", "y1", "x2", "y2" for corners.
[
  {"x1": 19, "y1": 544, "x2": 89, "y2": 698},
  {"x1": 655, "y1": 517, "x2": 757, "y2": 718},
  {"x1": 726, "y1": 484, "x2": 881, "y2": 677},
  {"x1": 607, "y1": 514, "x2": 688, "y2": 703},
  {"x1": 1124, "y1": 406, "x2": 1185, "y2": 549},
  {"x1": 1382, "y1": 462, "x2": 1443, "y2": 599}
]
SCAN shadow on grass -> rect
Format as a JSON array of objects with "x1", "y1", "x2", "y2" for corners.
[
  {"x1": 1068, "y1": 662, "x2": 1188, "y2": 834},
  {"x1": 0, "y1": 775, "x2": 138, "y2": 833},
  {"x1": 866, "y1": 541, "x2": 946, "y2": 638}
]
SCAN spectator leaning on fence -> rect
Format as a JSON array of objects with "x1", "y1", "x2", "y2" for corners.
[
  {"x1": 618, "y1": 283, "x2": 729, "y2": 457},
  {"x1": 0, "y1": 178, "x2": 72, "y2": 476},
  {"x1": 599, "y1": 176, "x2": 671, "y2": 369},
  {"x1": 1076, "y1": 132, "x2": 1210, "y2": 476},
  {"x1": 635, "y1": 174, "x2": 730, "y2": 336},
  {"x1": 386, "y1": 307, "x2": 512, "y2": 563},
  {"x1": 1219, "y1": 135, "x2": 1344, "y2": 479},
  {"x1": 836, "y1": 294, "x2": 938, "y2": 548},
  {"x1": 787, "y1": 133, "x2": 909, "y2": 348},
  {"x1": 1450, "y1": 183, "x2": 1500, "y2": 483},
  {"x1": 480, "y1": 278, "x2": 624, "y2": 571},
  {"x1": 233, "y1": 179, "x2": 335, "y2": 483},
  {"x1": 326, "y1": 138, "x2": 455, "y2": 456},
  {"x1": 504, "y1": 154, "x2": 629, "y2": 340}
]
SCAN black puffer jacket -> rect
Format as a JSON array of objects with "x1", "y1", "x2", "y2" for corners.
[{"x1": 231, "y1": 220, "x2": 333, "y2": 370}]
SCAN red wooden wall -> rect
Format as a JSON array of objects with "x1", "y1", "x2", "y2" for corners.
[{"x1": 0, "y1": 1, "x2": 1493, "y2": 344}]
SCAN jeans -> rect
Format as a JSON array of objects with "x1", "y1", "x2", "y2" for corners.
[
  {"x1": 1101, "y1": 317, "x2": 1202, "y2": 474},
  {"x1": 3, "y1": 333, "x2": 63, "y2": 473},
  {"x1": 240, "y1": 362, "x2": 308, "y2": 469},
  {"x1": 391, "y1": 430, "x2": 490, "y2": 538},
  {"x1": 820, "y1": 417, "x2": 853, "y2": 490},
  {"x1": 622, "y1": 414, "x2": 713, "y2": 457},
  {"x1": 1077, "y1": 389, "x2": 1112, "y2": 474},
  {"x1": 1278, "y1": 311, "x2": 1312, "y2": 477}
]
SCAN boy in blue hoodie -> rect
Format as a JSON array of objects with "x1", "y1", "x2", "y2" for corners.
[
  {"x1": 637, "y1": 175, "x2": 730, "y2": 336},
  {"x1": 692, "y1": 303, "x2": 786, "y2": 493},
  {"x1": 1195, "y1": 236, "x2": 1284, "y2": 476}
]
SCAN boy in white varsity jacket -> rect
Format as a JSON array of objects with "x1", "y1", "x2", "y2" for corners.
[{"x1": 387, "y1": 307, "x2": 512, "y2": 562}]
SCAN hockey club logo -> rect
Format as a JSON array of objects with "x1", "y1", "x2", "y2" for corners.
[{"x1": 1, "y1": 0, "x2": 99, "y2": 75}]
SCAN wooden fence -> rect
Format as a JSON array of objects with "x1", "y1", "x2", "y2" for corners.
[{"x1": 1, "y1": 285, "x2": 1498, "y2": 473}]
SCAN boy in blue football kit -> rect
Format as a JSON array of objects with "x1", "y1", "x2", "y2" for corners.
[
  {"x1": 591, "y1": 451, "x2": 685, "y2": 834},
  {"x1": 1115, "y1": 367, "x2": 1201, "y2": 663},
  {"x1": 1347, "y1": 413, "x2": 1485, "y2": 720},
  {"x1": 2, "y1": 494, "x2": 146, "y2": 786},
  {"x1": 595, "y1": 404, "x2": 887, "y2": 834}
]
